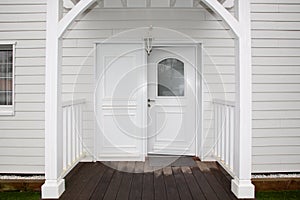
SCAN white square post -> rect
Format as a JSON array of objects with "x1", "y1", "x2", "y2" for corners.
[
  {"x1": 231, "y1": 0, "x2": 255, "y2": 198},
  {"x1": 41, "y1": 0, "x2": 65, "y2": 198}
]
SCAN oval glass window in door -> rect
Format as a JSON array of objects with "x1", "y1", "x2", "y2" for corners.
[{"x1": 157, "y1": 58, "x2": 184, "y2": 96}]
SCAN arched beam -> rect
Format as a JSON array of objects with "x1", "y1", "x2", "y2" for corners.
[
  {"x1": 201, "y1": 0, "x2": 240, "y2": 37},
  {"x1": 58, "y1": 0, "x2": 97, "y2": 38}
]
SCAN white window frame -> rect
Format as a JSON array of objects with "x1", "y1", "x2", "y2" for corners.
[{"x1": 0, "y1": 41, "x2": 16, "y2": 116}]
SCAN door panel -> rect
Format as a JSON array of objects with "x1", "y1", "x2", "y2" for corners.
[
  {"x1": 96, "y1": 43, "x2": 146, "y2": 161},
  {"x1": 147, "y1": 46, "x2": 196, "y2": 155}
]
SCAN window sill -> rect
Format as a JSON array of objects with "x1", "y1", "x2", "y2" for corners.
[{"x1": 0, "y1": 107, "x2": 14, "y2": 116}]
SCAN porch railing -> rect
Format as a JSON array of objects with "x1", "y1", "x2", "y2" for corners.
[
  {"x1": 212, "y1": 99, "x2": 235, "y2": 177},
  {"x1": 61, "y1": 99, "x2": 85, "y2": 177}
]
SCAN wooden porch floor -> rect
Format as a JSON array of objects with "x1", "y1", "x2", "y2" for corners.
[{"x1": 58, "y1": 157, "x2": 240, "y2": 200}]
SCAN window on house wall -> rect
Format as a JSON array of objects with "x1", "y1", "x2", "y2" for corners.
[{"x1": 0, "y1": 43, "x2": 15, "y2": 115}]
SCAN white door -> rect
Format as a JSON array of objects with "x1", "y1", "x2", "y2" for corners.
[
  {"x1": 95, "y1": 43, "x2": 147, "y2": 161},
  {"x1": 147, "y1": 46, "x2": 196, "y2": 155}
]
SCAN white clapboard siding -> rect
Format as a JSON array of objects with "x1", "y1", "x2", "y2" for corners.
[
  {"x1": 251, "y1": 0, "x2": 300, "y2": 172},
  {"x1": 0, "y1": 0, "x2": 46, "y2": 173}
]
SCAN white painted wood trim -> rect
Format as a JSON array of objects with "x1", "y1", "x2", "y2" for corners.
[
  {"x1": 0, "y1": 41, "x2": 16, "y2": 116},
  {"x1": 232, "y1": 0, "x2": 255, "y2": 198},
  {"x1": 212, "y1": 98, "x2": 235, "y2": 107},
  {"x1": 62, "y1": 98, "x2": 86, "y2": 107},
  {"x1": 42, "y1": 0, "x2": 64, "y2": 199},
  {"x1": 58, "y1": 0, "x2": 97, "y2": 38},
  {"x1": 201, "y1": 0, "x2": 240, "y2": 37}
]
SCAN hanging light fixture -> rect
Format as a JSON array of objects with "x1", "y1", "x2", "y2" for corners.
[{"x1": 144, "y1": 25, "x2": 153, "y2": 55}]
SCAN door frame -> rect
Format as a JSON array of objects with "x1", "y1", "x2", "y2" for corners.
[{"x1": 94, "y1": 40, "x2": 203, "y2": 160}]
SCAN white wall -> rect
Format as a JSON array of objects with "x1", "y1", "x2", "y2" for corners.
[
  {"x1": 251, "y1": 0, "x2": 300, "y2": 172},
  {"x1": 0, "y1": 0, "x2": 46, "y2": 173}
]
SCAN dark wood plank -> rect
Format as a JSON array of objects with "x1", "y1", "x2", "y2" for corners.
[
  {"x1": 172, "y1": 167, "x2": 193, "y2": 200},
  {"x1": 163, "y1": 167, "x2": 180, "y2": 200},
  {"x1": 191, "y1": 167, "x2": 219, "y2": 200},
  {"x1": 76, "y1": 162, "x2": 107, "y2": 200},
  {"x1": 63, "y1": 162, "x2": 84, "y2": 183},
  {"x1": 181, "y1": 167, "x2": 206, "y2": 200},
  {"x1": 198, "y1": 163, "x2": 232, "y2": 200},
  {"x1": 103, "y1": 170, "x2": 124, "y2": 200},
  {"x1": 206, "y1": 162, "x2": 238, "y2": 200},
  {"x1": 129, "y1": 173, "x2": 143, "y2": 200},
  {"x1": 60, "y1": 162, "x2": 96, "y2": 200},
  {"x1": 153, "y1": 169, "x2": 167, "y2": 200},
  {"x1": 142, "y1": 172, "x2": 154, "y2": 200},
  {"x1": 90, "y1": 167, "x2": 115, "y2": 200},
  {"x1": 116, "y1": 172, "x2": 134, "y2": 200}
]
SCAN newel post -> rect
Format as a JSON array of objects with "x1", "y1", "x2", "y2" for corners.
[
  {"x1": 41, "y1": 0, "x2": 64, "y2": 198},
  {"x1": 232, "y1": 0, "x2": 255, "y2": 198}
]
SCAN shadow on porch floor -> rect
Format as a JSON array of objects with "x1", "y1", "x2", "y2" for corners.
[{"x1": 57, "y1": 157, "x2": 242, "y2": 200}]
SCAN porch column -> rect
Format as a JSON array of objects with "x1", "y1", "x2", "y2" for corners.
[
  {"x1": 232, "y1": 0, "x2": 255, "y2": 198},
  {"x1": 41, "y1": 0, "x2": 64, "y2": 198}
]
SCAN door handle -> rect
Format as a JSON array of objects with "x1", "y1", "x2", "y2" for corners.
[{"x1": 148, "y1": 99, "x2": 155, "y2": 102}]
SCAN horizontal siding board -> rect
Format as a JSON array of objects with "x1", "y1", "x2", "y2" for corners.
[
  {"x1": 0, "y1": 22, "x2": 46, "y2": 31},
  {"x1": 252, "y1": 164, "x2": 300, "y2": 173},
  {"x1": 0, "y1": 156, "x2": 44, "y2": 165},
  {"x1": 253, "y1": 66, "x2": 300, "y2": 75},
  {"x1": 253, "y1": 110, "x2": 300, "y2": 119},
  {"x1": 72, "y1": 20, "x2": 226, "y2": 30},
  {"x1": 0, "y1": 14, "x2": 45, "y2": 22},
  {"x1": 251, "y1": 13, "x2": 300, "y2": 21},
  {"x1": 15, "y1": 94, "x2": 45, "y2": 102},
  {"x1": 253, "y1": 155, "x2": 300, "y2": 164},
  {"x1": 253, "y1": 102, "x2": 300, "y2": 110},
  {"x1": 0, "y1": 112, "x2": 44, "y2": 121},
  {"x1": 0, "y1": 130, "x2": 44, "y2": 139},
  {"x1": 0, "y1": 139, "x2": 44, "y2": 148},
  {"x1": 253, "y1": 75, "x2": 300, "y2": 83},
  {"x1": 253, "y1": 93, "x2": 300, "y2": 101},
  {"x1": 253, "y1": 137, "x2": 300, "y2": 146},
  {"x1": 253, "y1": 146, "x2": 300, "y2": 156},
  {"x1": 0, "y1": 165, "x2": 44, "y2": 174},
  {"x1": 0, "y1": 147, "x2": 44, "y2": 156},
  {"x1": 253, "y1": 128, "x2": 300, "y2": 138},
  {"x1": 80, "y1": 9, "x2": 206, "y2": 21},
  {"x1": 0, "y1": 5, "x2": 46, "y2": 13}
]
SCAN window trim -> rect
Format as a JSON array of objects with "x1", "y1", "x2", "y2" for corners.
[{"x1": 0, "y1": 41, "x2": 16, "y2": 116}]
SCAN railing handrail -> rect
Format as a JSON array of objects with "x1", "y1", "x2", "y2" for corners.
[
  {"x1": 212, "y1": 98, "x2": 235, "y2": 107},
  {"x1": 62, "y1": 98, "x2": 86, "y2": 107}
]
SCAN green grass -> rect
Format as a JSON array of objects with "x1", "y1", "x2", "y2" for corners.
[
  {"x1": 256, "y1": 190, "x2": 300, "y2": 200},
  {"x1": 0, "y1": 192, "x2": 40, "y2": 200}
]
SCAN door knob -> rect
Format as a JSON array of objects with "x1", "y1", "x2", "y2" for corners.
[{"x1": 148, "y1": 99, "x2": 155, "y2": 102}]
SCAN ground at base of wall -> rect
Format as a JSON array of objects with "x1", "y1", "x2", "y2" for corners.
[
  {"x1": 0, "y1": 191, "x2": 40, "y2": 200},
  {"x1": 256, "y1": 190, "x2": 300, "y2": 200},
  {"x1": 0, "y1": 180, "x2": 44, "y2": 192},
  {"x1": 252, "y1": 178, "x2": 300, "y2": 191}
]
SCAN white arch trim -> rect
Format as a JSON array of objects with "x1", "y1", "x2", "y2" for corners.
[
  {"x1": 201, "y1": 0, "x2": 240, "y2": 36},
  {"x1": 58, "y1": 0, "x2": 97, "y2": 38}
]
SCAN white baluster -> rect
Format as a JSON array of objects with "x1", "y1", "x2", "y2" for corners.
[
  {"x1": 229, "y1": 106, "x2": 234, "y2": 171},
  {"x1": 225, "y1": 105, "x2": 230, "y2": 165},
  {"x1": 67, "y1": 106, "x2": 72, "y2": 167},
  {"x1": 79, "y1": 104, "x2": 83, "y2": 155},
  {"x1": 221, "y1": 105, "x2": 225, "y2": 161},
  {"x1": 214, "y1": 103, "x2": 218, "y2": 155},
  {"x1": 62, "y1": 108, "x2": 67, "y2": 170}
]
